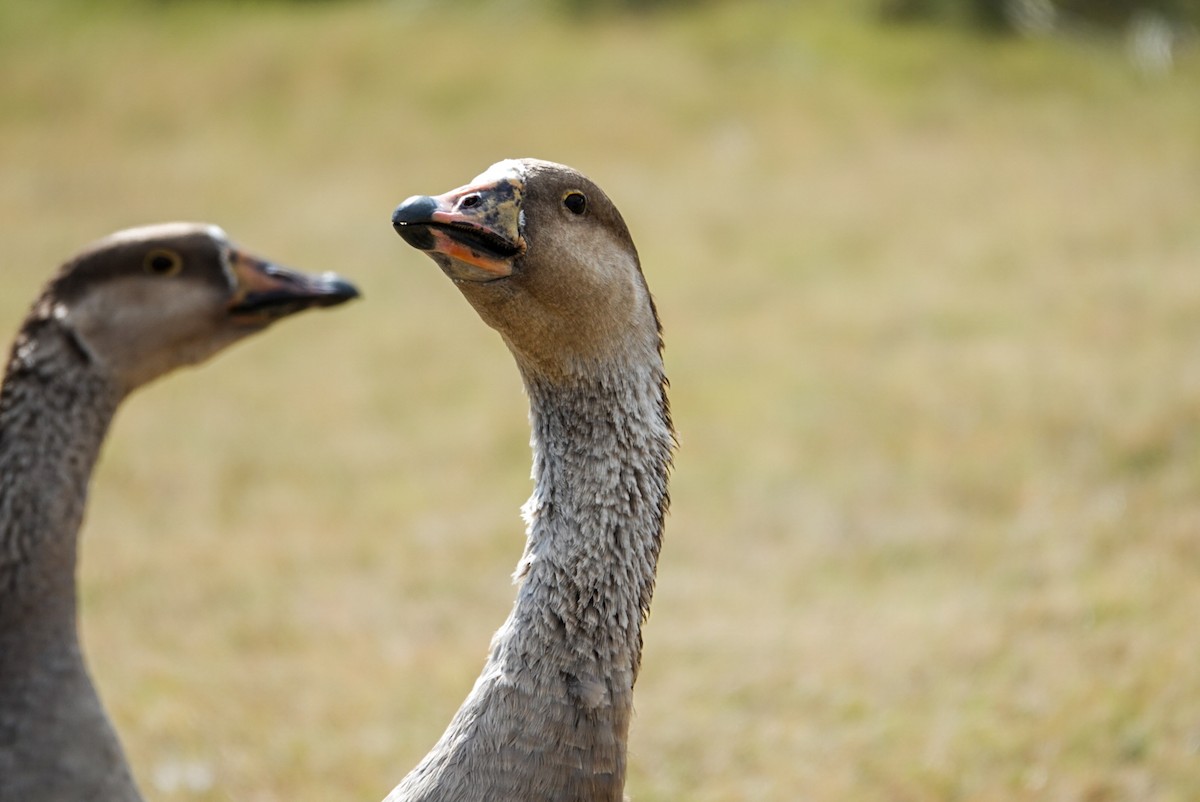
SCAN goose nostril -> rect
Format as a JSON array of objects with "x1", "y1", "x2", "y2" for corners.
[{"x1": 460, "y1": 194, "x2": 482, "y2": 210}]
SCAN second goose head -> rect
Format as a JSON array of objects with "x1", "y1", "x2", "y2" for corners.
[{"x1": 33, "y1": 222, "x2": 359, "y2": 395}]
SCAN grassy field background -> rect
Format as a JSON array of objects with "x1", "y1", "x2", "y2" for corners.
[{"x1": 2, "y1": 1, "x2": 1199, "y2": 800}]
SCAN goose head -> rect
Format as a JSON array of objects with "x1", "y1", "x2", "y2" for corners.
[
  {"x1": 40, "y1": 222, "x2": 359, "y2": 394},
  {"x1": 391, "y1": 159, "x2": 659, "y2": 381}
]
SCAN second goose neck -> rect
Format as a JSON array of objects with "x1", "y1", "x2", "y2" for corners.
[{"x1": 0, "y1": 319, "x2": 121, "y2": 625}]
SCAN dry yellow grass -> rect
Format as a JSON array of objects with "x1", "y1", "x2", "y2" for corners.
[{"x1": 2, "y1": 1, "x2": 1199, "y2": 800}]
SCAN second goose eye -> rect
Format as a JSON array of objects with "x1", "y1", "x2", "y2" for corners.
[
  {"x1": 563, "y1": 191, "x2": 587, "y2": 216},
  {"x1": 144, "y1": 249, "x2": 183, "y2": 276}
]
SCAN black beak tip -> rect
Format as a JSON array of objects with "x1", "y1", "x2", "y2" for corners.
[
  {"x1": 392, "y1": 195, "x2": 438, "y2": 229},
  {"x1": 392, "y1": 196, "x2": 439, "y2": 251},
  {"x1": 321, "y1": 275, "x2": 361, "y2": 306}
]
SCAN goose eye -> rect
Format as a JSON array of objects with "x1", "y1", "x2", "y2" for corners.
[
  {"x1": 144, "y1": 249, "x2": 183, "y2": 277},
  {"x1": 563, "y1": 191, "x2": 587, "y2": 216}
]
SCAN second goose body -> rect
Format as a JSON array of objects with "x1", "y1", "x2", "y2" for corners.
[{"x1": 0, "y1": 223, "x2": 358, "y2": 802}]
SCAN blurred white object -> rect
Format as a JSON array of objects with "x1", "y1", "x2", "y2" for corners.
[
  {"x1": 1127, "y1": 10, "x2": 1176, "y2": 76},
  {"x1": 151, "y1": 758, "x2": 215, "y2": 795},
  {"x1": 1005, "y1": 0, "x2": 1058, "y2": 36}
]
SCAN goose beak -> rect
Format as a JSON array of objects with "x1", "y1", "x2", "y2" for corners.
[
  {"x1": 391, "y1": 174, "x2": 525, "y2": 282},
  {"x1": 227, "y1": 248, "x2": 360, "y2": 322}
]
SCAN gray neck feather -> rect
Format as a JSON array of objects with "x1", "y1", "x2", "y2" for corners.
[
  {"x1": 0, "y1": 315, "x2": 142, "y2": 802},
  {"x1": 387, "y1": 358, "x2": 673, "y2": 802}
]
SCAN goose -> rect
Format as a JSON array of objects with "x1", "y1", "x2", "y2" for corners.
[
  {"x1": 388, "y1": 159, "x2": 674, "y2": 802},
  {"x1": 0, "y1": 223, "x2": 358, "y2": 802}
]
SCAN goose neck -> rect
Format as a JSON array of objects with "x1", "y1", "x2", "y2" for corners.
[
  {"x1": 0, "y1": 320, "x2": 121, "y2": 620},
  {"x1": 513, "y1": 363, "x2": 674, "y2": 677}
]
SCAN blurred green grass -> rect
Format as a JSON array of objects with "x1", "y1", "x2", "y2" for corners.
[{"x1": 2, "y1": 1, "x2": 1199, "y2": 800}]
